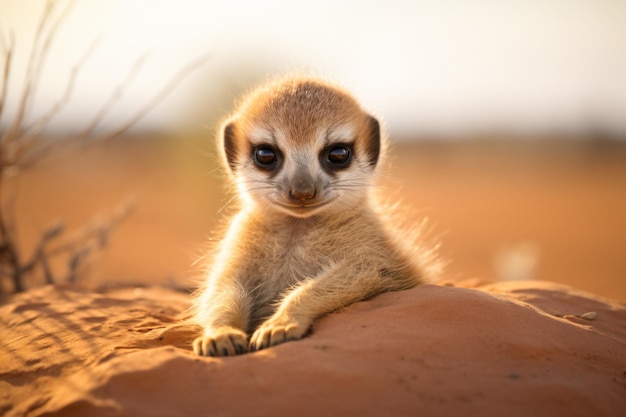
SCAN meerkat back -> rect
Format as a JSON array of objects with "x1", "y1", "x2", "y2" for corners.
[{"x1": 192, "y1": 77, "x2": 439, "y2": 357}]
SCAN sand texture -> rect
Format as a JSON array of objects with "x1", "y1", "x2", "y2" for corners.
[{"x1": 1, "y1": 280, "x2": 625, "y2": 417}]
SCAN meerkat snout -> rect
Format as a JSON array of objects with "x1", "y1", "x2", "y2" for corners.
[{"x1": 289, "y1": 174, "x2": 316, "y2": 202}]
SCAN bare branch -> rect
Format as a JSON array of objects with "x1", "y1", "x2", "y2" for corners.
[
  {"x1": 79, "y1": 51, "x2": 152, "y2": 138},
  {"x1": 40, "y1": 253, "x2": 54, "y2": 285},
  {"x1": 3, "y1": 167, "x2": 20, "y2": 241},
  {"x1": 19, "y1": 53, "x2": 210, "y2": 168},
  {"x1": 3, "y1": 0, "x2": 75, "y2": 148},
  {"x1": 2, "y1": 1, "x2": 55, "y2": 147},
  {"x1": 46, "y1": 198, "x2": 133, "y2": 258},
  {"x1": 0, "y1": 0, "x2": 209, "y2": 293},
  {"x1": 0, "y1": 178, "x2": 19, "y2": 295},
  {"x1": 14, "y1": 198, "x2": 132, "y2": 290},
  {"x1": 27, "y1": 0, "x2": 76, "y2": 112},
  {"x1": 17, "y1": 36, "x2": 101, "y2": 148},
  {"x1": 0, "y1": 173, "x2": 22, "y2": 292},
  {"x1": 32, "y1": 0, "x2": 76, "y2": 78},
  {"x1": 22, "y1": 220, "x2": 64, "y2": 274},
  {"x1": 0, "y1": 30, "x2": 14, "y2": 123},
  {"x1": 17, "y1": 51, "x2": 155, "y2": 167},
  {"x1": 66, "y1": 245, "x2": 90, "y2": 283},
  {"x1": 0, "y1": 27, "x2": 6, "y2": 51},
  {"x1": 97, "y1": 53, "x2": 211, "y2": 142}
]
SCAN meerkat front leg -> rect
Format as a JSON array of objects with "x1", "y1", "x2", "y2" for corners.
[
  {"x1": 193, "y1": 279, "x2": 251, "y2": 357},
  {"x1": 250, "y1": 262, "x2": 389, "y2": 351}
]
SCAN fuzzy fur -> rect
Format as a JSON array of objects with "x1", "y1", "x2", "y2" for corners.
[{"x1": 192, "y1": 77, "x2": 440, "y2": 356}]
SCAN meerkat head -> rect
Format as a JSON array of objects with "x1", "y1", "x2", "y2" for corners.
[{"x1": 218, "y1": 77, "x2": 382, "y2": 218}]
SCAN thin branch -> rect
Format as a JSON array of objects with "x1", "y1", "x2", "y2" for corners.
[
  {"x1": 21, "y1": 220, "x2": 64, "y2": 274},
  {"x1": 31, "y1": 0, "x2": 76, "y2": 84},
  {"x1": 3, "y1": 0, "x2": 75, "y2": 148},
  {"x1": 3, "y1": 167, "x2": 20, "y2": 241},
  {"x1": 14, "y1": 198, "x2": 132, "y2": 290},
  {"x1": 18, "y1": 36, "x2": 101, "y2": 148},
  {"x1": 2, "y1": 0, "x2": 55, "y2": 146},
  {"x1": 24, "y1": 0, "x2": 76, "y2": 124},
  {"x1": 19, "y1": 53, "x2": 211, "y2": 168},
  {"x1": 0, "y1": 173, "x2": 24, "y2": 291},
  {"x1": 96, "y1": 53, "x2": 211, "y2": 142},
  {"x1": 0, "y1": 200, "x2": 24, "y2": 292},
  {"x1": 16, "y1": 52, "x2": 155, "y2": 168},
  {"x1": 0, "y1": 27, "x2": 6, "y2": 51},
  {"x1": 0, "y1": 171, "x2": 22, "y2": 292},
  {"x1": 46, "y1": 198, "x2": 133, "y2": 258},
  {"x1": 79, "y1": 51, "x2": 152, "y2": 138},
  {"x1": 66, "y1": 245, "x2": 90, "y2": 283},
  {"x1": 40, "y1": 252, "x2": 54, "y2": 284},
  {"x1": 0, "y1": 29, "x2": 14, "y2": 123}
]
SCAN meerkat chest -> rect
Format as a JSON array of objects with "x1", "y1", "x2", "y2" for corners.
[
  {"x1": 253, "y1": 215, "x2": 378, "y2": 280},
  {"x1": 250, "y1": 219, "x2": 335, "y2": 281},
  {"x1": 266, "y1": 221, "x2": 324, "y2": 265}
]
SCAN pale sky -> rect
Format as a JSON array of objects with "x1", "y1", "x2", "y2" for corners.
[{"x1": 1, "y1": 0, "x2": 625, "y2": 138}]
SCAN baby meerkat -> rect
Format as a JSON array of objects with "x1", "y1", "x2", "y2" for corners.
[{"x1": 192, "y1": 77, "x2": 438, "y2": 357}]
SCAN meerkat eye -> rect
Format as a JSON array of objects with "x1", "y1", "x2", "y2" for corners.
[
  {"x1": 254, "y1": 146, "x2": 278, "y2": 167},
  {"x1": 327, "y1": 145, "x2": 351, "y2": 165}
]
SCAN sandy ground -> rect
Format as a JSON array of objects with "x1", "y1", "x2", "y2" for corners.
[
  {"x1": 1, "y1": 280, "x2": 624, "y2": 417},
  {"x1": 9, "y1": 138, "x2": 626, "y2": 298}
]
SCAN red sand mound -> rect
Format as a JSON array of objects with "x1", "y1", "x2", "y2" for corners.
[{"x1": 1, "y1": 281, "x2": 625, "y2": 417}]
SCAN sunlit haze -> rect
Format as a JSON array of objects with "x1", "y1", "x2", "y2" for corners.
[{"x1": 1, "y1": 0, "x2": 625, "y2": 138}]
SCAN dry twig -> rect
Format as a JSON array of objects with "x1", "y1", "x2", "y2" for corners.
[{"x1": 0, "y1": 0, "x2": 207, "y2": 293}]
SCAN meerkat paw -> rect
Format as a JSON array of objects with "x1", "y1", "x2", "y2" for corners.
[
  {"x1": 249, "y1": 315, "x2": 310, "y2": 351},
  {"x1": 192, "y1": 326, "x2": 248, "y2": 357}
]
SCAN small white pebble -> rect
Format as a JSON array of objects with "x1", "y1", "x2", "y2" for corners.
[{"x1": 580, "y1": 311, "x2": 597, "y2": 321}]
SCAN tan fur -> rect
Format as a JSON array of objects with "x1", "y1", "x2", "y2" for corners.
[{"x1": 192, "y1": 77, "x2": 440, "y2": 356}]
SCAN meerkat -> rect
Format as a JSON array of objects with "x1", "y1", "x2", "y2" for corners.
[{"x1": 192, "y1": 77, "x2": 439, "y2": 357}]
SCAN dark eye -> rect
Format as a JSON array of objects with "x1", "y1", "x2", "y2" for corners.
[
  {"x1": 254, "y1": 147, "x2": 277, "y2": 166},
  {"x1": 327, "y1": 146, "x2": 351, "y2": 165}
]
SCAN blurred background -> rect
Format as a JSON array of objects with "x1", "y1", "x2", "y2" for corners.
[{"x1": 1, "y1": 0, "x2": 624, "y2": 299}]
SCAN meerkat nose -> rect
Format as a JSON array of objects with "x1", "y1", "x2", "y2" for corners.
[
  {"x1": 289, "y1": 187, "x2": 316, "y2": 202},
  {"x1": 289, "y1": 177, "x2": 317, "y2": 202}
]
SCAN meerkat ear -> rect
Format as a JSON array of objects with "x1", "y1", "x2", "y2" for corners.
[
  {"x1": 365, "y1": 115, "x2": 381, "y2": 167},
  {"x1": 221, "y1": 121, "x2": 238, "y2": 172}
]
